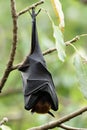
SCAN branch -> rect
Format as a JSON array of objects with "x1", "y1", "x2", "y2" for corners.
[
  {"x1": 11, "y1": 34, "x2": 87, "y2": 70},
  {"x1": 59, "y1": 124, "x2": 87, "y2": 130},
  {"x1": 43, "y1": 47, "x2": 56, "y2": 55},
  {"x1": 65, "y1": 36, "x2": 80, "y2": 46},
  {"x1": 0, "y1": 0, "x2": 18, "y2": 92},
  {"x1": 29, "y1": 106, "x2": 87, "y2": 130},
  {"x1": 43, "y1": 33, "x2": 87, "y2": 55},
  {"x1": 17, "y1": 0, "x2": 44, "y2": 17},
  {"x1": 11, "y1": 64, "x2": 22, "y2": 70},
  {"x1": 65, "y1": 34, "x2": 87, "y2": 46}
]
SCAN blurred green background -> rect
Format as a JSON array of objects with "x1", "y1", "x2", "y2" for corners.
[{"x1": 0, "y1": 0, "x2": 87, "y2": 130}]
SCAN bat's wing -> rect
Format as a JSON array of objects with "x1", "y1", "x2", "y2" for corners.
[
  {"x1": 20, "y1": 61, "x2": 58, "y2": 111},
  {"x1": 23, "y1": 62, "x2": 58, "y2": 111},
  {"x1": 24, "y1": 83, "x2": 58, "y2": 111},
  {"x1": 19, "y1": 8, "x2": 58, "y2": 112}
]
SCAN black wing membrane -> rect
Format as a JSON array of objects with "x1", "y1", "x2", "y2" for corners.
[{"x1": 18, "y1": 8, "x2": 58, "y2": 115}]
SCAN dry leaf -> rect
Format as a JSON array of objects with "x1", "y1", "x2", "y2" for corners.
[{"x1": 51, "y1": 0, "x2": 65, "y2": 31}]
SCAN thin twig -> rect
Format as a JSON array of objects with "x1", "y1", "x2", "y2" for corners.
[
  {"x1": 43, "y1": 47, "x2": 57, "y2": 55},
  {"x1": 65, "y1": 36, "x2": 80, "y2": 46},
  {"x1": 0, "y1": 0, "x2": 18, "y2": 92},
  {"x1": 11, "y1": 64, "x2": 22, "y2": 70},
  {"x1": 59, "y1": 124, "x2": 87, "y2": 130},
  {"x1": 29, "y1": 106, "x2": 87, "y2": 130},
  {"x1": 65, "y1": 34, "x2": 87, "y2": 46},
  {"x1": 17, "y1": 0, "x2": 44, "y2": 17}
]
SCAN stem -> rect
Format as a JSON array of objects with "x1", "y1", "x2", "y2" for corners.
[
  {"x1": 0, "y1": 0, "x2": 18, "y2": 92},
  {"x1": 17, "y1": 0, "x2": 44, "y2": 17}
]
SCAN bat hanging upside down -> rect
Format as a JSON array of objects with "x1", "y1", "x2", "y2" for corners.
[{"x1": 18, "y1": 8, "x2": 58, "y2": 117}]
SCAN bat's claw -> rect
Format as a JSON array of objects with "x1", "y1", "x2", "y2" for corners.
[{"x1": 48, "y1": 111, "x2": 55, "y2": 118}]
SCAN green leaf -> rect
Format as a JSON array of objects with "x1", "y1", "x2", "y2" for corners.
[
  {"x1": 0, "y1": 125, "x2": 12, "y2": 130},
  {"x1": 45, "y1": 11, "x2": 66, "y2": 62},
  {"x1": 74, "y1": 54, "x2": 87, "y2": 99},
  {"x1": 52, "y1": 22, "x2": 66, "y2": 62}
]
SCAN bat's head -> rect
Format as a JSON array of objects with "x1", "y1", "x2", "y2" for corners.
[{"x1": 31, "y1": 92, "x2": 55, "y2": 117}]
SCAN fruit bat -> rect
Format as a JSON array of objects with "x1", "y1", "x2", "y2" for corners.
[{"x1": 18, "y1": 8, "x2": 58, "y2": 117}]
